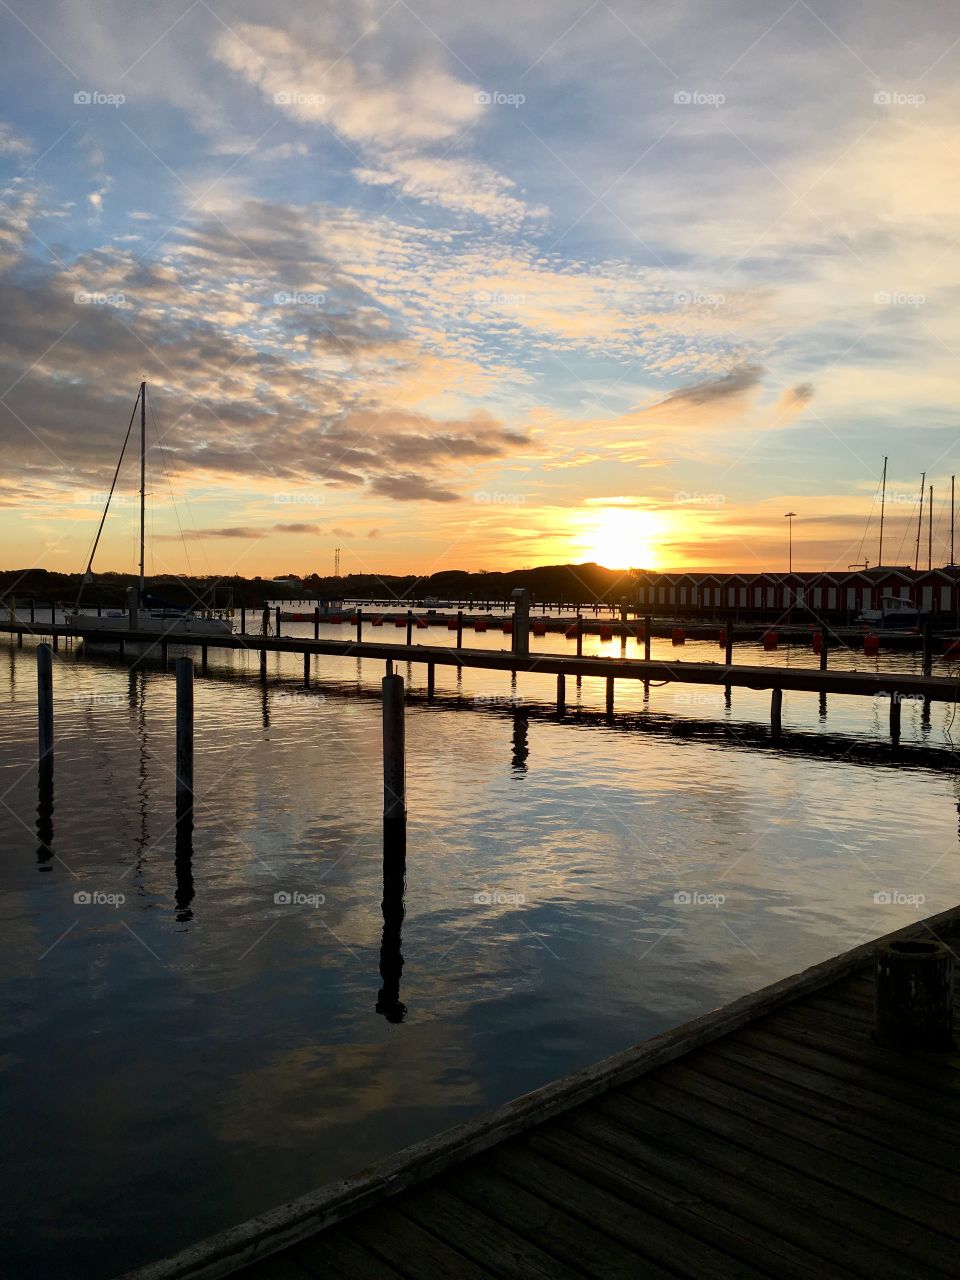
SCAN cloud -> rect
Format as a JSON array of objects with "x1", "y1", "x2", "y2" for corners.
[
  {"x1": 273, "y1": 522, "x2": 322, "y2": 533},
  {"x1": 371, "y1": 474, "x2": 461, "y2": 502},
  {"x1": 0, "y1": 123, "x2": 30, "y2": 156}
]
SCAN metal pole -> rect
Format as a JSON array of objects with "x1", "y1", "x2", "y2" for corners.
[
  {"x1": 37, "y1": 643, "x2": 53, "y2": 772},
  {"x1": 382, "y1": 661, "x2": 406, "y2": 822},
  {"x1": 175, "y1": 657, "x2": 194, "y2": 820}
]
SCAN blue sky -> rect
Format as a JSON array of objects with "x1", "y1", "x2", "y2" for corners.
[{"x1": 1, "y1": 0, "x2": 959, "y2": 577}]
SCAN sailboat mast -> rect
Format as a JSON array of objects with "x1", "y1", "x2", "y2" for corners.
[
  {"x1": 928, "y1": 483, "x2": 933, "y2": 572},
  {"x1": 952, "y1": 475, "x2": 956, "y2": 567},
  {"x1": 139, "y1": 380, "x2": 146, "y2": 603},
  {"x1": 878, "y1": 456, "x2": 887, "y2": 567},
  {"x1": 915, "y1": 472, "x2": 925, "y2": 572}
]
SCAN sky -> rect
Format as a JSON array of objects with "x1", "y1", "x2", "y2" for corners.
[{"x1": 1, "y1": 0, "x2": 959, "y2": 580}]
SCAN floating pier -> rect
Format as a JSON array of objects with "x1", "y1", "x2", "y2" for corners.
[{"x1": 119, "y1": 905, "x2": 960, "y2": 1280}]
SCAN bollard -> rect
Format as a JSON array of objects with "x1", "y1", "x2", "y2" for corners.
[
  {"x1": 456, "y1": 609, "x2": 463, "y2": 649},
  {"x1": 37, "y1": 644, "x2": 53, "y2": 772},
  {"x1": 875, "y1": 938, "x2": 953, "y2": 1051},
  {"x1": 427, "y1": 663, "x2": 435, "y2": 700},
  {"x1": 771, "y1": 688, "x2": 783, "y2": 740},
  {"x1": 644, "y1": 616, "x2": 652, "y2": 661},
  {"x1": 382, "y1": 661, "x2": 406, "y2": 822},
  {"x1": 605, "y1": 675, "x2": 614, "y2": 716},
  {"x1": 557, "y1": 672, "x2": 566, "y2": 715},
  {"x1": 175, "y1": 657, "x2": 194, "y2": 821}
]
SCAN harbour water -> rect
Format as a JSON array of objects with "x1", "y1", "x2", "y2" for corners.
[{"x1": 1, "y1": 624, "x2": 958, "y2": 1277}]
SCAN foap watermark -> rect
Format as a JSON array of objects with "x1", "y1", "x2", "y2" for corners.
[
  {"x1": 674, "y1": 890, "x2": 726, "y2": 907},
  {"x1": 72, "y1": 693, "x2": 123, "y2": 707},
  {"x1": 473, "y1": 290, "x2": 526, "y2": 308},
  {"x1": 473, "y1": 693, "x2": 524, "y2": 707},
  {"x1": 74, "y1": 90, "x2": 125, "y2": 108},
  {"x1": 74, "y1": 490, "x2": 133, "y2": 507},
  {"x1": 474, "y1": 90, "x2": 525, "y2": 108},
  {"x1": 74, "y1": 890, "x2": 125, "y2": 908},
  {"x1": 274, "y1": 890, "x2": 326, "y2": 907},
  {"x1": 276, "y1": 690, "x2": 326, "y2": 706},
  {"x1": 874, "y1": 291, "x2": 925, "y2": 308},
  {"x1": 674, "y1": 89, "x2": 725, "y2": 108},
  {"x1": 674, "y1": 491, "x2": 726, "y2": 508},
  {"x1": 274, "y1": 290, "x2": 325, "y2": 308},
  {"x1": 473, "y1": 491, "x2": 525, "y2": 505},
  {"x1": 74, "y1": 291, "x2": 126, "y2": 307},
  {"x1": 873, "y1": 890, "x2": 926, "y2": 906},
  {"x1": 674, "y1": 691, "x2": 725, "y2": 707},
  {"x1": 474, "y1": 890, "x2": 526, "y2": 906},
  {"x1": 873, "y1": 90, "x2": 925, "y2": 108},
  {"x1": 274, "y1": 492, "x2": 325, "y2": 507},
  {"x1": 874, "y1": 691, "x2": 925, "y2": 703},
  {"x1": 274, "y1": 91, "x2": 326, "y2": 107},
  {"x1": 673, "y1": 290, "x2": 725, "y2": 308}
]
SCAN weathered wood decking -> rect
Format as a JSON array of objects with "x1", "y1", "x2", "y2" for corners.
[{"x1": 121, "y1": 908, "x2": 960, "y2": 1280}]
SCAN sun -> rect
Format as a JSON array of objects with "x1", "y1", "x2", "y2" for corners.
[{"x1": 576, "y1": 507, "x2": 663, "y2": 570}]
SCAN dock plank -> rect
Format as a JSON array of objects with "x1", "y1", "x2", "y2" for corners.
[{"x1": 118, "y1": 908, "x2": 960, "y2": 1280}]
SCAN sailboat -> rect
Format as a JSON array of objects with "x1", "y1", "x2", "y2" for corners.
[{"x1": 66, "y1": 381, "x2": 234, "y2": 640}]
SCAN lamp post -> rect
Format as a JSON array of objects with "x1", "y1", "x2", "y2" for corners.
[{"x1": 785, "y1": 512, "x2": 797, "y2": 574}]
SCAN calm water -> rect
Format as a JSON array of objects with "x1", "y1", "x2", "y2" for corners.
[{"x1": 1, "y1": 621, "x2": 958, "y2": 1278}]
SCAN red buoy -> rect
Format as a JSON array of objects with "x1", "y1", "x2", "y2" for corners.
[
  {"x1": 394, "y1": 617, "x2": 406, "y2": 627},
  {"x1": 864, "y1": 633, "x2": 880, "y2": 655},
  {"x1": 447, "y1": 619, "x2": 458, "y2": 630},
  {"x1": 718, "y1": 628, "x2": 727, "y2": 647},
  {"x1": 762, "y1": 630, "x2": 778, "y2": 650},
  {"x1": 532, "y1": 622, "x2": 546, "y2": 636},
  {"x1": 672, "y1": 627, "x2": 686, "y2": 645}
]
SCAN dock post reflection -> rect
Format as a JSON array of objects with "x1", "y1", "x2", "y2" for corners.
[
  {"x1": 511, "y1": 706, "x2": 529, "y2": 774},
  {"x1": 36, "y1": 767, "x2": 54, "y2": 871},
  {"x1": 174, "y1": 813, "x2": 195, "y2": 923},
  {"x1": 377, "y1": 818, "x2": 406, "y2": 1023}
]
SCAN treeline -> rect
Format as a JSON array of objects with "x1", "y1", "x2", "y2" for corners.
[{"x1": 1, "y1": 563, "x2": 638, "y2": 609}]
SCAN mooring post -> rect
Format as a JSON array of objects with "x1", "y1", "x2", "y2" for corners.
[
  {"x1": 304, "y1": 651, "x2": 310, "y2": 686},
  {"x1": 97, "y1": 601, "x2": 102, "y2": 618},
  {"x1": 51, "y1": 600, "x2": 56, "y2": 627},
  {"x1": 511, "y1": 587, "x2": 531, "y2": 659},
  {"x1": 576, "y1": 612, "x2": 583, "y2": 658},
  {"x1": 201, "y1": 645, "x2": 208, "y2": 675},
  {"x1": 922, "y1": 621, "x2": 933, "y2": 677},
  {"x1": 820, "y1": 624, "x2": 829, "y2": 671},
  {"x1": 127, "y1": 585, "x2": 138, "y2": 634},
  {"x1": 456, "y1": 610, "x2": 463, "y2": 649},
  {"x1": 259, "y1": 647, "x2": 267, "y2": 681},
  {"x1": 724, "y1": 625, "x2": 733, "y2": 668},
  {"x1": 37, "y1": 643, "x2": 53, "y2": 773},
  {"x1": 161, "y1": 640, "x2": 168, "y2": 671},
  {"x1": 644, "y1": 615, "x2": 652, "y2": 662},
  {"x1": 427, "y1": 663, "x2": 435, "y2": 700},
  {"x1": 875, "y1": 938, "x2": 954, "y2": 1050},
  {"x1": 406, "y1": 609, "x2": 413, "y2": 646},
  {"x1": 890, "y1": 695, "x2": 901, "y2": 744},
  {"x1": 29, "y1": 598, "x2": 35, "y2": 624},
  {"x1": 606, "y1": 675, "x2": 614, "y2": 716},
  {"x1": 240, "y1": 605, "x2": 246, "y2": 634},
  {"x1": 52, "y1": 632, "x2": 59, "y2": 652},
  {"x1": 356, "y1": 608, "x2": 363, "y2": 643},
  {"x1": 382, "y1": 660, "x2": 406, "y2": 823},
  {"x1": 175, "y1": 656, "x2": 194, "y2": 822},
  {"x1": 771, "y1": 687, "x2": 783, "y2": 740},
  {"x1": 275, "y1": 605, "x2": 281, "y2": 638},
  {"x1": 557, "y1": 672, "x2": 566, "y2": 715},
  {"x1": 314, "y1": 606, "x2": 320, "y2": 641}
]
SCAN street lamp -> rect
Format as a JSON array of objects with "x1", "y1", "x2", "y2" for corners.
[{"x1": 784, "y1": 512, "x2": 797, "y2": 575}]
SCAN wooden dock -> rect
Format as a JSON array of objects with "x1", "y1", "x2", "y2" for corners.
[{"x1": 121, "y1": 908, "x2": 960, "y2": 1280}]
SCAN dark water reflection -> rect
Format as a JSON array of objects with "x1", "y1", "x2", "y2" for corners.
[{"x1": 0, "y1": 634, "x2": 959, "y2": 1278}]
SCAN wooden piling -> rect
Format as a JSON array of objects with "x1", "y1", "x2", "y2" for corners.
[
  {"x1": 820, "y1": 624, "x2": 829, "y2": 671},
  {"x1": 314, "y1": 607, "x2": 320, "y2": 641},
  {"x1": 37, "y1": 643, "x2": 53, "y2": 772},
  {"x1": 175, "y1": 656, "x2": 194, "y2": 821},
  {"x1": 922, "y1": 622, "x2": 934, "y2": 677},
  {"x1": 890, "y1": 695, "x2": 901, "y2": 744},
  {"x1": 52, "y1": 633, "x2": 59, "y2": 652},
  {"x1": 875, "y1": 938, "x2": 953, "y2": 1050},
  {"x1": 275, "y1": 606, "x2": 281, "y2": 638},
  {"x1": 644, "y1": 615, "x2": 652, "y2": 662},
  {"x1": 304, "y1": 651, "x2": 310, "y2": 686},
  {"x1": 240, "y1": 606, "x2": 245, "y2": 634},
  {"x1": 29, "y1": 599, "x2": 35, "y2": 624},
  {"x1": 456, "y1": 610, "x2": 463, "y2": 648},
  {"x1": 259, "y1": 648, "x2": 267, "y2": 681},
  {"x1": 382, "y1": 661, "x2": 406, "y2": 822},
  {"x1": 406, "y1": 610, "x2": 413, "y2": 647},
  {"x1": 427, "y1": 663, "x2": 435, "y2": 700},
  {"x1": 771, "y1": 687, "x2": 783, "y2": 740},
  {"x1": 201, "y1": 646, "x2": 208, "y2": 675},
  {"x1": 576, "y1": 612, "x2": 583, "y2": 658},
  {"x1": 356, "y1": 608, "x2": 363, "y2": 643},
  {"x1": 724, "y1": 626, "x2": 733, "y2": 667},
  {"x1": 161, "y1": 640, "x2": 168, "y2": 671},
  {"x1": 556, "y1": 672, "x2": 566, "y2": 715},
  {"x1": 606, "y1": 675, "x2": 614, "y2": 716}
]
